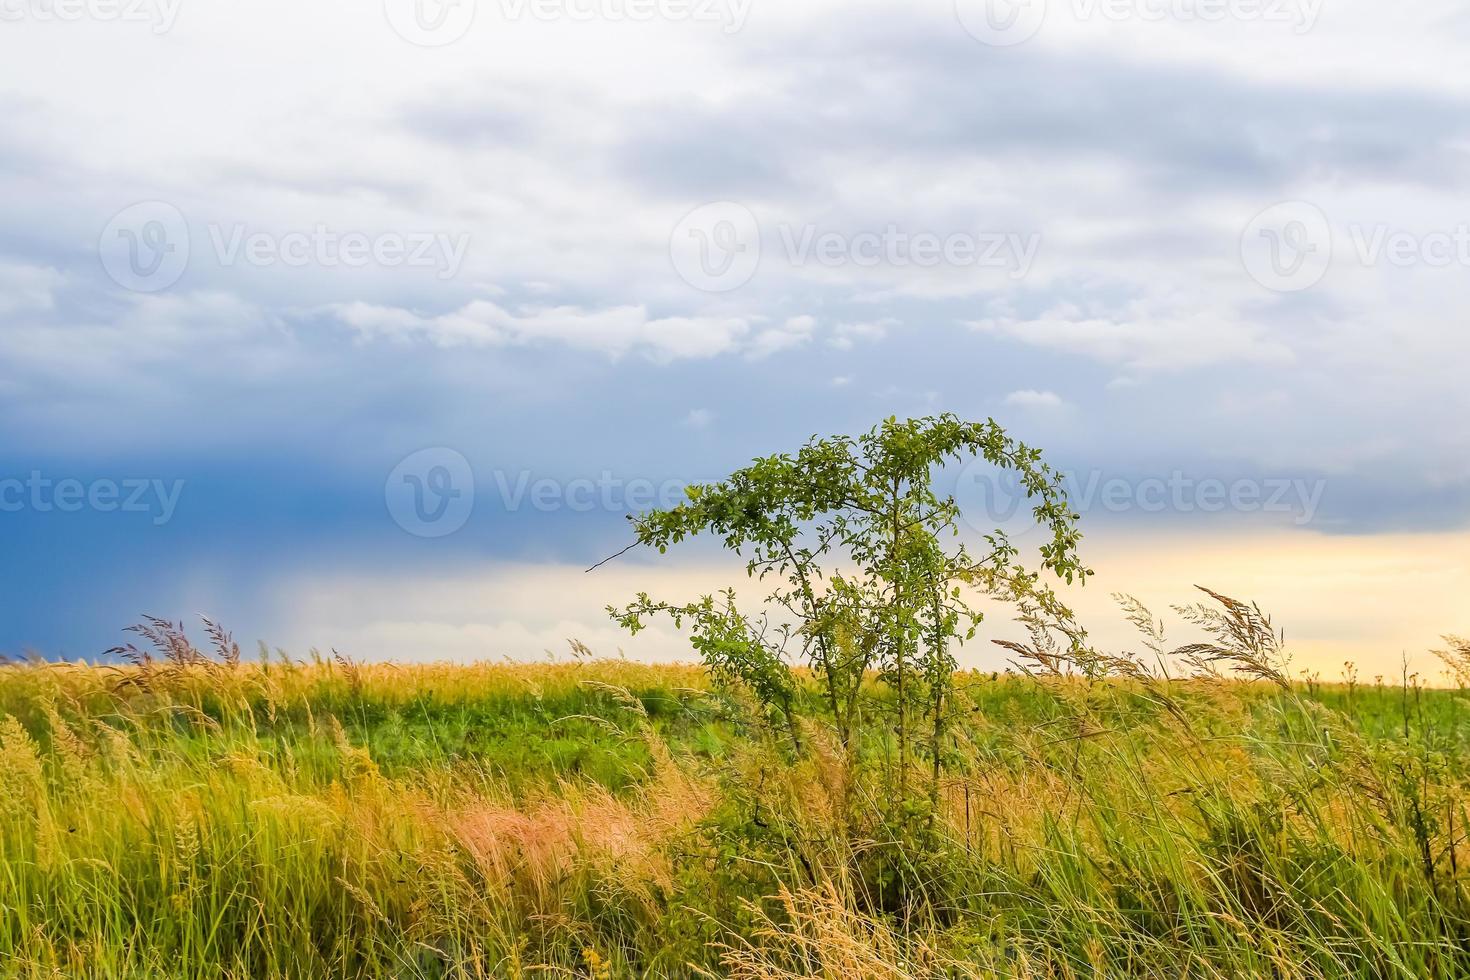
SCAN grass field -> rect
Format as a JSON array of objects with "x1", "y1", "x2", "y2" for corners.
[{"x1": 2, "y1": 631, "x2": 1469, "y2": 978}]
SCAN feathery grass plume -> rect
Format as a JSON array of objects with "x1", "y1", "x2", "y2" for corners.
[
  {"x1": 333, "y1": 647, "x2": 364, "y2": 696},
  {"x1": 201, "y1": 617, "x2": 241, "y2": 667},
  {"x1": 38, "y1": 700, "x2": 92, "y2": 792},
  {"x1": 0, "y1": 714, "x2": 45, "y2": 808},
  {"x1": 710, "y1": 883, "x2": 988, "y2": 980},
  {"x1": 1432, "y1": 635, "x2": 1470, "y2": 689},
  {"x1": 1171, "y1": 586, "x2": 1291, "y2": 688}
]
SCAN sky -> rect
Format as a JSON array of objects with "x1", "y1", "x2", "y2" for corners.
[{"x1": 0, "y1": 0, "x2": 1467, "y2": 679}]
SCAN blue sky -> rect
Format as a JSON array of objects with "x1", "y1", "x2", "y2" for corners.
[{"x1": 1, "y1": 0, "x2": 1468, "y2": 672}]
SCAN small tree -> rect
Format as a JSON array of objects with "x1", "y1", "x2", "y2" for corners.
[{"x1": 608, "y1": 415, "x2": 1089, "y2": 817}]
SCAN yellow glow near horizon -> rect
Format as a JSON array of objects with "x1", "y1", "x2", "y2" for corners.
[
  {"x1": 280, "y1": 526, "x2": 1468, "y2": 683},
  {"x1": 1064, "y1": 526, "x2": 1470, "y2": 683}
]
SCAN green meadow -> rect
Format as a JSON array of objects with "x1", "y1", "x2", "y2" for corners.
[{"x1": 2, "y1": 634, "x2": 1468, "y2": 978}]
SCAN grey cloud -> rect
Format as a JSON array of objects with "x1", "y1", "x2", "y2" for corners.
[
  {"x1": 616, "y1": 106, "x2": 802, "y2": 198},
  {"x1": 607, "y1": 23, "x2": 1470, "y2": 201},
  {"x1": 402, "y1": 97, "x2": 539, "y2": 149}
]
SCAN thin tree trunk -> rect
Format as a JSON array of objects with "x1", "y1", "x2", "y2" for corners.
[
  {"x1": 892, "y1": 481, "x2": 907, "y2": 800},
  {"x1": 928, "y1": 594, "x2": 946, "y2": 828}
]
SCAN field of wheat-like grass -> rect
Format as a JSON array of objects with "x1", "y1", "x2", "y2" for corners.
[{"x1": 2, "y1": 632, "x2": 1469, "y2": 978}]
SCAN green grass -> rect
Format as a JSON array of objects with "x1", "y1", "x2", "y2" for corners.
[{"x1": 2, "y1": 655, "x2": 1469, "y2": 978}]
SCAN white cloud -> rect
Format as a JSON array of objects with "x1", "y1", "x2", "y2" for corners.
[
  {"x1": 747, "y1": 314, "x2": 817, "y2": 358},
  {"x1": 967, "y1": 293, "x2": 1295, "y2": 373},
  {"x1": 328, "y1": 299, "x2": 751, "y2": 361},
  {"x1": 0, "y1": 290, "x2": 272, "y2": 385},
  {"x1": 829, "y1": 320, "x2": 892, "y2": 350},
  {"x1": 1003, "y1": 389, "x2": 1066, "y2": 410},
  {"x1": 0, "y1": 263, "x2": 63, "y2": 315}
]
